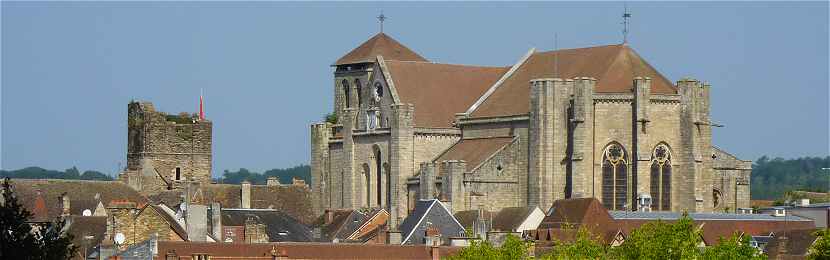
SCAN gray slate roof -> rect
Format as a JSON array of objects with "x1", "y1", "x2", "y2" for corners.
[
  {"x1": 609, "y1": 211, "x2": 812, "y2": 221},
  {"x1": 221, "y1": 209, "x2": 312, "y2": 242},
  {"x1": 398, "y1": 199, "x2": 465, "y2": 245}
]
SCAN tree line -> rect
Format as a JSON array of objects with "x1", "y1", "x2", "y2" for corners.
[
  {"x1": 0, "y1": 166, "x2": 112, "y2": 181},
  {"x1": 750, "y1": 156, "x2": 830, "y2": 200},
  {"x1": 216, "y1": 165, "x2": 311, "y2": 185}
]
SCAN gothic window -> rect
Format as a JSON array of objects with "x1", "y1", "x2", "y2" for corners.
[
  {"x1": 649, "y1": 144, "x2": 672, "y2": 211},
  {"x1": 373, "y1": 82, "x2": 383, "y2": 101},
  {"x1": 355, "y1": 79, "x2": 363, "y2": 108},
  {"x1": 601, "y1": 143, "x2": 628, "y2": 210},
  {"x1": 342, "y1": 79, "x2": 351, "y2": 108}
]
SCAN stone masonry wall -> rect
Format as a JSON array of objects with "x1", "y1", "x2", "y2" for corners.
[{"x1": 127, "y1": 101, "x2": 212, "y2": 189}]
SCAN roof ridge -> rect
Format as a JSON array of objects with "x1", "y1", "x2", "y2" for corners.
[
  {"x1": 384, "y1": 59, "x2": 509, "y2": 69},
  {"x1": 536, "y1": 43, "x2": 624, "y2": 55}
]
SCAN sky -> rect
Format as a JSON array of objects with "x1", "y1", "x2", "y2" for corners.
[{"x1": 2, "y1": 2, "x2": 828, "y2": 177}]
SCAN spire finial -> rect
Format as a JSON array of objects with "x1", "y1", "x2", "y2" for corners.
[
  {"x1": 377, "y1": 11, "x2": 387, "y2": 33},
  {"x1": 622, "y1": 3, "x2": 632, "y2": 44}
]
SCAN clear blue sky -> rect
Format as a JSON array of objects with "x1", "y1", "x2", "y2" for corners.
[{"x1": 2, "y1": 2, "x2": 828, "y2": 177}]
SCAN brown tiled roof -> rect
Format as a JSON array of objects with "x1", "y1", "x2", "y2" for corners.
[
  {"x1": 765, "y1": 228, "x2": 820, "y2": 259},
  {"x1": 11, "y1": 179, "x2": 147, "y2": 220},
  {"x1": 453, "y1": 210, "x2": 493, "y2": 230},
  {"x1": 348, "y1": 208, "x2": 389, "y2": 241},
  {"x1": 434, "y1": 137, "x2": 515, "y2": 171},
  {"x1": 66, "y1": 216, "x2": 107, "y2": 260},
  {"x1": 335, "y1": 33, "x2": 428, "y2": 65},
  {"x1": 492, "y1": 207, "x2": 537, "y2": 232},
  {"x1": 156, "y1": 241, "x2": 462, "y2": 259},
  {"x1": 538, "y1": 198, "x2": 614, "y2": 232},
  {"x1": 149, "y1": 183, "x2": 315, "y2": 225},
  {"x1": 471, "y1": 44, "x2": 676, "y2": 118},
  {"x1": 385, "y1": 61, "x2": 509, "y2": 128}
]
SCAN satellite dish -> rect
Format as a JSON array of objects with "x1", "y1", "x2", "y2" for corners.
[
  {"x1": 82, "y1": 209, "x2": 92, "y2": 216},
  {"x1": 114, "y1": 233, "x2": 126, "y2": 245}
]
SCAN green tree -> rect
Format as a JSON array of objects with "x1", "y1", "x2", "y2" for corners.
[
  {"x1": 0, "y1": 178, "x2": 77, "y2": 259},
  {"x1": 809, "y1": 229, "x2": 830, "y2": 260},
  {"x1": 702, "y1": 233, "x2": 765, "y2": 259},
  {"x1": 611, "y1": 213, "x2": 702, "y2": 260},
  {"x1": 445, "y1": 235, "x2": 531, "y2": 260},
  {"x1": 541, "y1": 227, "x2": 608, "y2": 260}
]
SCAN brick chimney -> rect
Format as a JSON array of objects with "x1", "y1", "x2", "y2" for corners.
[
  {"x1": 211, "y1": 202, "x2": 222, "y2": 241},
  {"x1": 424, "y1": 226, "x2": 441, "y2": 246},
  {"x1": 241, "y1": 180, "x2": 251, "y2": 209}
]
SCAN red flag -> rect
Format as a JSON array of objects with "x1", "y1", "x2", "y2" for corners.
[{"x1": 199, "y1": 90, "x2": 205, "y2": 120}]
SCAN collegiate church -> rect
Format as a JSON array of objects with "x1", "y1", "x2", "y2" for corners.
[{"x1": 310, "y1": 32, "x2": 751, "y2": 228}]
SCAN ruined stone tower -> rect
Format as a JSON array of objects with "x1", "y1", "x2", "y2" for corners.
[{"x1": 124, "y1": 101, "x2": 212, "y2": 194}]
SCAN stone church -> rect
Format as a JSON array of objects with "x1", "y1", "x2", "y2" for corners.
[{"x1": 310, "y1": 32, "x2": 751, "y2": 227}]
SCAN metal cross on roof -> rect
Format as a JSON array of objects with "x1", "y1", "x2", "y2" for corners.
[
  {"x1": 377, "y1": 11, "x2": 387, "y2": 33},
  {"x1": 622, "y1": 3, "x2": 632, "y2": 44}
]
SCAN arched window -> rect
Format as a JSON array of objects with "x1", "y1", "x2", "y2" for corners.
[
  {"x1": 342, "y1": 79, "x2": 351, "y2": 108},
  {"x1": 649, "y1": 144, "x2": 672, "y2": 211},
  {"x1": 601, "y1": 143, "x2": 628, "y2": 210},
  {"x1": 355, "y1": 79, "x2": 363, "y2": 108}
]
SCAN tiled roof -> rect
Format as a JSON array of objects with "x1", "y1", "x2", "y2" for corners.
[
  {"x1": 221, "y1": 209, "x2": 312, "y2": 242},
  {"x1": 399, "y1": 199, "x2": 465, "y2": 245},
  {"x1": 471, "y1": 44, "x2": 676, "y2": 118},
  {"x1": 453, "y1": 209, "x2": 493, "y2": 230},
  {"x1": 310, "y1": 209, "x2": 364, "y2": 242},
  {"x1": 765, "y1": 228, "x2": 820, "y2": 258},
  {"x1": 10, "y1": 179, "x2": 147, "y2": 220},
  {"x1": 335, "y1": 33, "x2": 427, "y2": 65},
  {"x1": 149, "y1": 183, "x2": 314, "y2": 225},
  {"x1": 434, "y1": 137, "x2": 515, "y2": 171},
  {"x1": 155, "y1": 241, "x2": 462, "y2": 259},
  {"x1": 347, "y1": 208, "x2": 389, "y2": 241},
  {"x1": 66, "y1": 216, "x2": 107, "y2": 260},
  {"x1": 385, "y1": 61, "x2": 509, "y2": 128},
  {"x1": 539, "y1": 198, "x2": 615, "y2": 230},
  {"x1": 492, "y1": 207, "x2": 537, "y2": 232}
]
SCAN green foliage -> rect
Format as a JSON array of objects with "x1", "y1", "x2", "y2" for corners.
[
  {"x1": 0, "y1": 178, "x2": 78, "y2": 259},
  {"x1": 445, "y1": 235, "x2": 531, "y2": 260},
  {"x1": 751, "y1": 156, "x2": 830, "y2": 200},
  {"x1": 542, "y1": 227, "x2": 608, "y2": 260},
  {"x1": 0, "y1": 166, "x2": 113, "y2": 181},
  {"x1": 164, "y1": 112, "x2": 196, "y2": 124},
  {"x1": 809, "y1": 229, "x2": 830, "y2": 260},
  {"x1": 220, "y1": 165, "x2": 311, "y2": 185},
  {"x1": 611, "y1": 213, "x2": 702, "y2": 260},
  {"x1": 324, "y1": 112, "x2": 338, "y2": 124},
  {"x1": 702, "y1": 233, "x2": 765, "y2": 259}
]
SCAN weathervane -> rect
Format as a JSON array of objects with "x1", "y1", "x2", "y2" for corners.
[
  {"x1": 622, "y1": 3, "x2": 632, "y2": 44},
  {"x1": 377, "y1": 11, "x2": 387, "y2": 33}
]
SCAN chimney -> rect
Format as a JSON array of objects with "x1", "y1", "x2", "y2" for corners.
[
  {"x1": 431, "y1": 245, "x2": 440, "y2": 260},
  {"x1": 424, "y1": 226, "x2": 441, "y2": 246},
  {"x1": 241, "y1": 180, "x2": 251, "y2": 209},
  {"x1": 61, "y1": 193, "x2": 71, "y2": 217},
  {"x1": 266, "y1": 177, "x2": 280, "y2": 187}
]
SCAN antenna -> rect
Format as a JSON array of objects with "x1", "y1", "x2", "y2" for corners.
[
  {"x1": 377, "y1": 11, "x2": 387, "y2": 33},
  {"x1": 622, "y1": 3, "x2": 632, "y2": 44}
]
